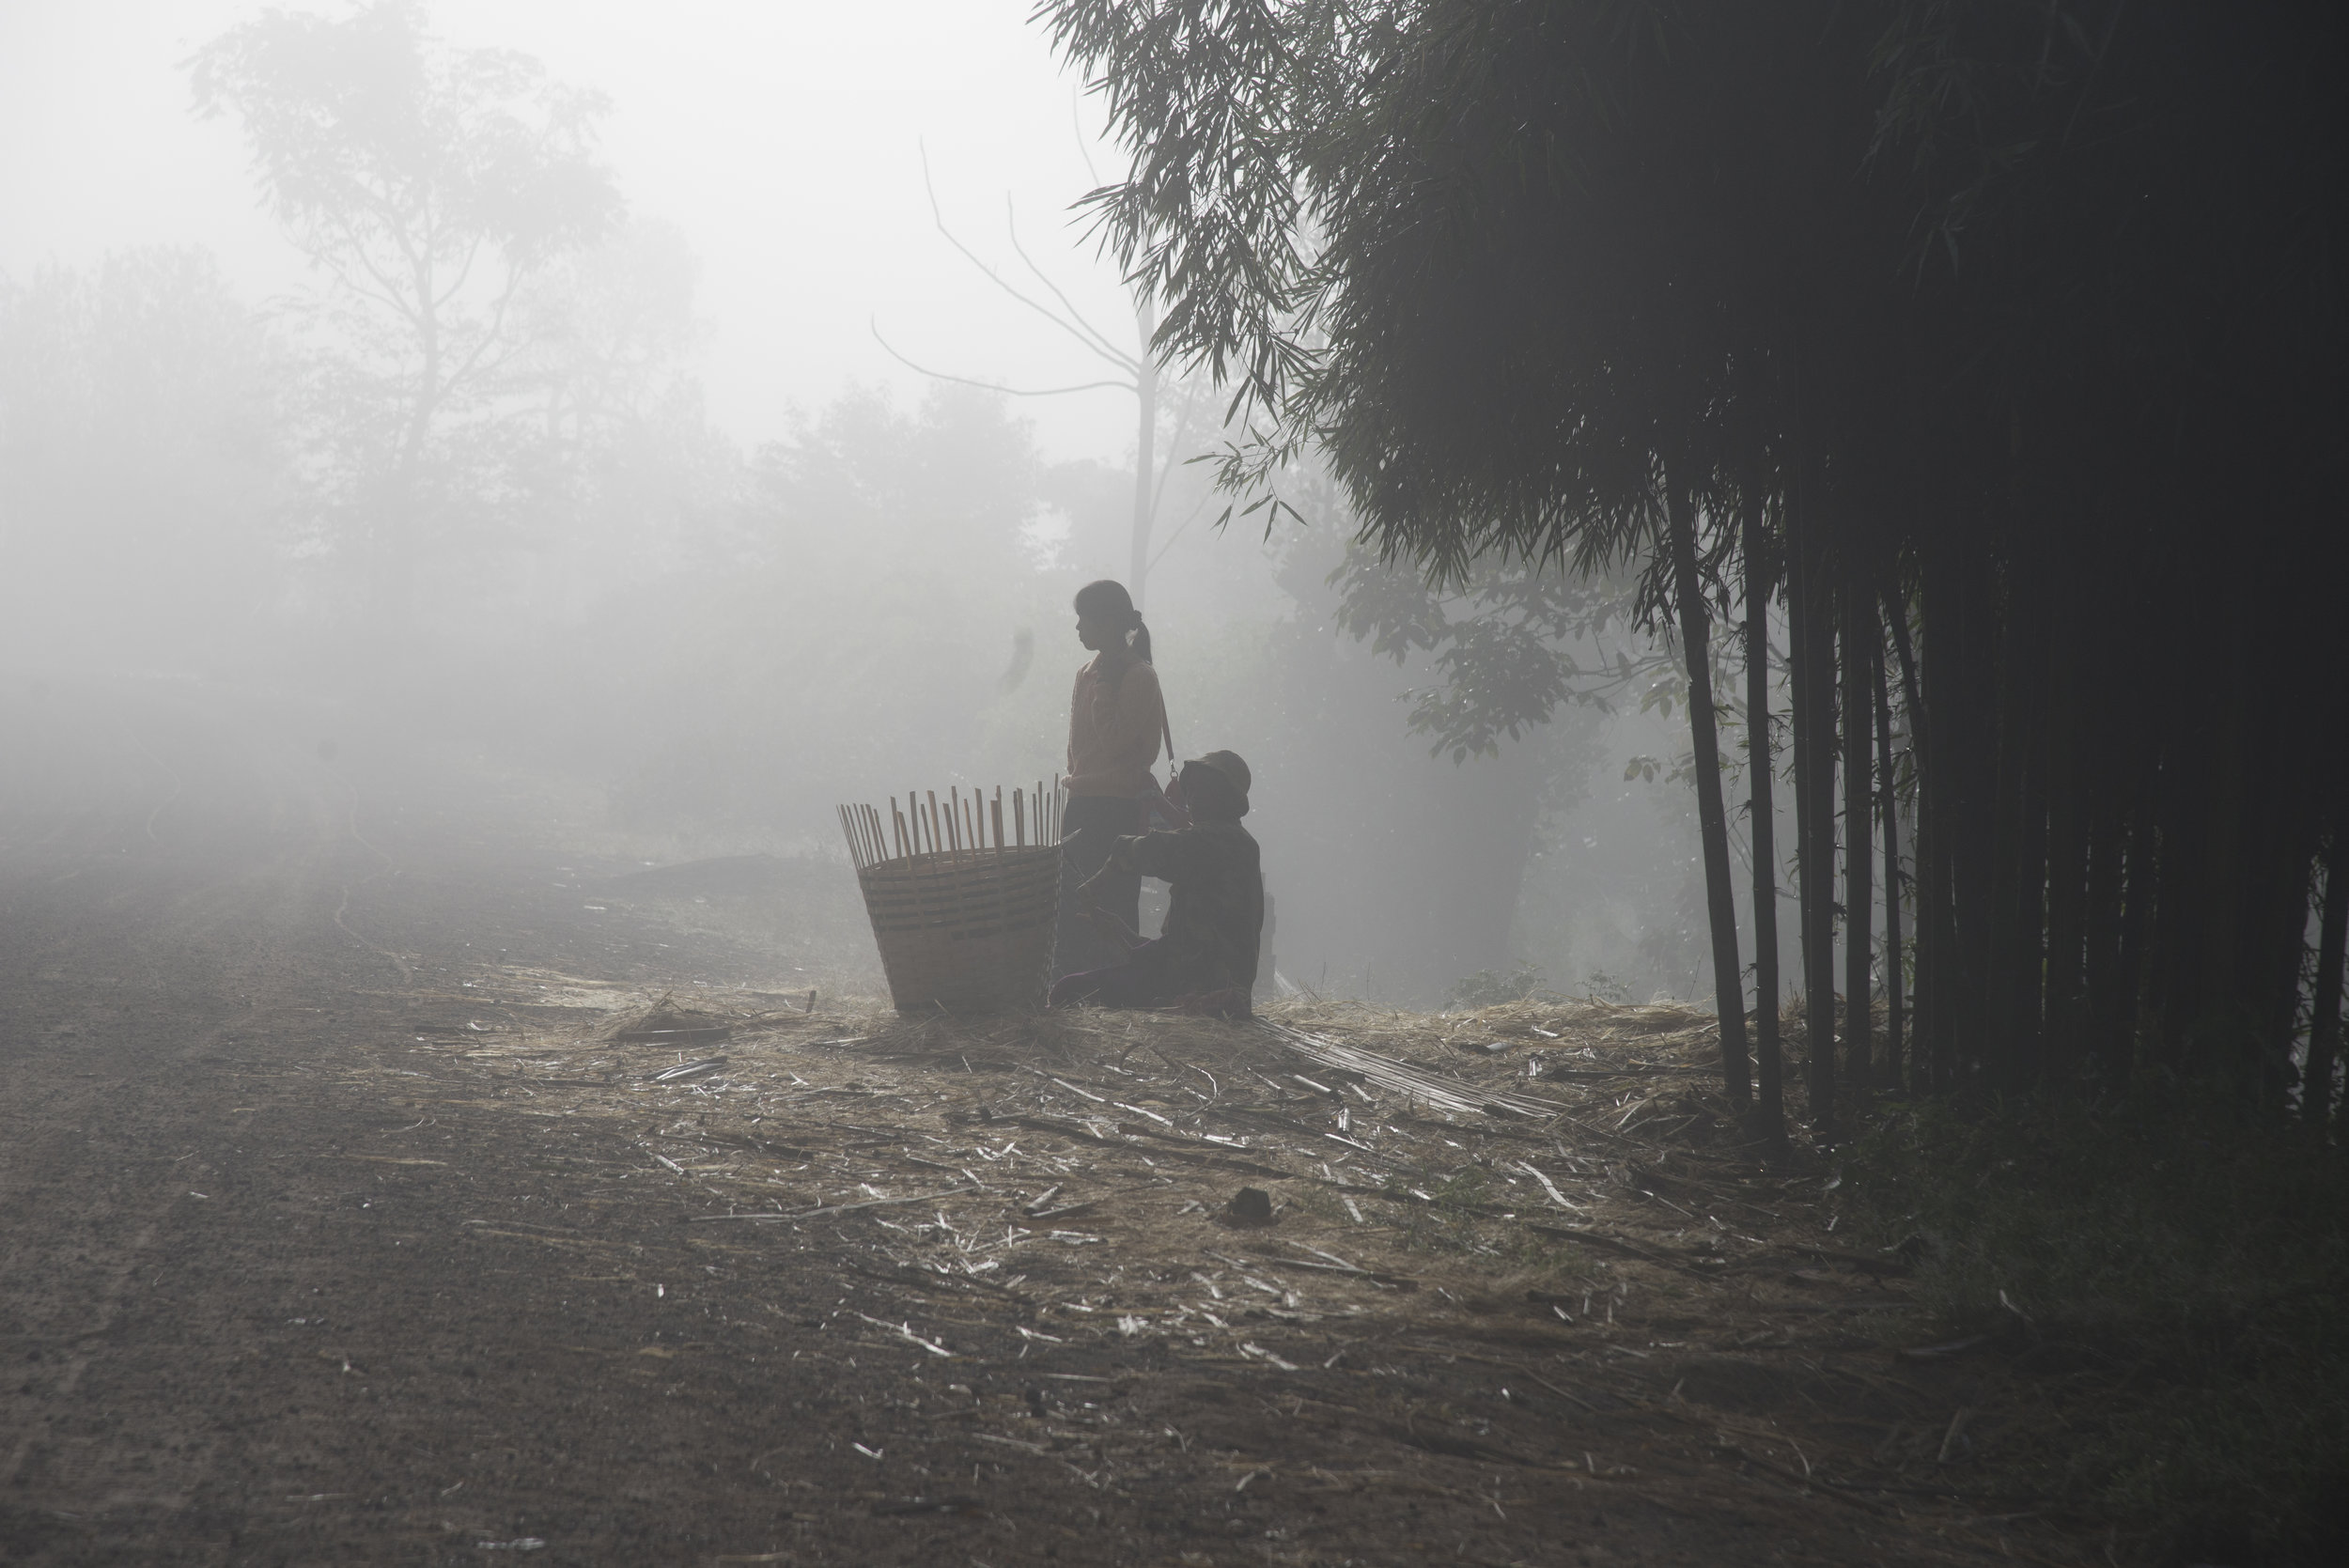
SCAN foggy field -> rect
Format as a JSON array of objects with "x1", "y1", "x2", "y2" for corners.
[
  {"x1": 0, "y1": 675, "x2": 2024, "y2": 1566},
  {"x1": 7, "y1": 3, "x2": 2347, "y2": 1566}
]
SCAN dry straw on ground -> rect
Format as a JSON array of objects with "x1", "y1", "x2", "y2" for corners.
[{"x1": 360, "y1": 974, "x2": 2079, "y2": 1561}]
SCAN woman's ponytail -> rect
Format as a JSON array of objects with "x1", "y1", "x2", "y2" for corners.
[{"x1": 1075, "y1": 579, "x2": 1153, "y2": 663}]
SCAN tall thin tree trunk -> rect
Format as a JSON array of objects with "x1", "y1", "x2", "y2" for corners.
[
  {"x1": 1843, "y1": 585, "x2": 1874, "y2": 1098},
  {"x1": 2082, "y1": 790, "x2": 2124, "y2": 1082},
  {"x1": 1667, "y1": 482, "x2": 1750, "y2": 1108},
  {"x1": 1128, "y1": 305, "x2": 1159, "y2": 607},
  {"x1": 1743, "y1": 492, "x2": 1785, "y2": 1146},
  {"x1": 1875, "y1": 626, "x2": 1904, "y2": 1091},
  {"x1": 2304, "y1": 829, "x2": 2347, "y2": 1127},
  {"x1": 2043, "y1": 642, "x2": 2088, "y2": 1089},
  {"x1": 2152, "y1": 741, "x2": 2202, "y2": 1073},
  {"x1": 2012, "y1": 646, "x2": 2049, "y2": 1092},
  {"x1": 1887, "y1": 595, "x2": 1937, "y2": 1091},
  {"x1": 2116, "y1": 807, "x2": 2159, "y2": 1088},
  {"x1": 1983, "y1": 612, "x2": 2025, "y2": 1093},
  {"x1": 1789, "y1": 531, "x2": 1836, "y2": 1133},
  {"x1": 2259, "y1": 814, "x2": 2319, "y2": 1112},
  {"x1": 1930, "y1": 555, "x2": 1990, "y2": 1093}
]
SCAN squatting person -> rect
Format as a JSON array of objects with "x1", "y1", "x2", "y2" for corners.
[{"x1": 1050, "y1": 750, "x2": 1262, "y2": 1018}]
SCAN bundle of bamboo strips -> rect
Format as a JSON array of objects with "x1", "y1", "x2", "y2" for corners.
[
  {"x1": 837, "y1": 780, "x2": 1066, "y2": 1014},
  {"x1": 834, "y1": 780, "x2": 1061, "y2": 873},
  {"x1": 1257, "y1": 1020, "x2": 1563, "y2": 1120}
]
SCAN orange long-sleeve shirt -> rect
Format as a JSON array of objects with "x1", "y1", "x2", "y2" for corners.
[{"x1": 1066, "y1": 655, "x2": 1167, "y2": 798}]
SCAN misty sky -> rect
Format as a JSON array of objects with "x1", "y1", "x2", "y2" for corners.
[{"x1": 0, "y1": 0, "x2": 1143, "y2": 464}]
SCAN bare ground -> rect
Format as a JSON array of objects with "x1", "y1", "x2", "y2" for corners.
[{"x1": 0, "y1": 675, "x2": 2091, "y2": 1567}]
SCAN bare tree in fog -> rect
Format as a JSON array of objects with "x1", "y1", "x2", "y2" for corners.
[
  {"x1": 874, "y1": 152, "x2": 1202, "y2": 608},
  {"x1": 190, "y1": 0, "x2": 620, "y2": 641}
]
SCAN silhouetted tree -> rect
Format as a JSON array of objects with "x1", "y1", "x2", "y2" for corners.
[
  {"x1": 1042, "y1": 0, "x2": 2349, "y2": 1133},
  {"x1": 192, "y1": 0, "x2": 619, "y2": 637}
]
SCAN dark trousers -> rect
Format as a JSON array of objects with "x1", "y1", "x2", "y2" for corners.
[
  {"x1": 1051, "y1": 938, "x2": 1179, "y2": 1008},
  {"x1": 1053, "y1": 795, "x2": 1141, "y2": 981},
  {"x1": 1050, "y1": 940, "x2": 1252, "y2": 1017}
]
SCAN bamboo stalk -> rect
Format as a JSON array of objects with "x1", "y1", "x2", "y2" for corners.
[
  {"x1": 1843, "y1": 586, "x2": 1874, "y2": 1100},
  {"x1": 927, "y1": 791, "x2": 941, "y2": 861},
  {"x1": 993, "y1": 787, "x2": 1005, "y2": 854},
  {"x1": 1015, "y1": 787, "x2": 1026, "y2": 847},
  {"x1": 2304, "y1": 829, "x2": 2346, "y2": 1127},
  {"x1": 1664, "y1": 471, "x2": 1749, "y2": 1109},
  {"x1": 1876, "y1": 639, "x2": 1905, "y2": 1090},
  {"x1": 1742, "y1": 487, "x2": 1784, "y2": 1147}
]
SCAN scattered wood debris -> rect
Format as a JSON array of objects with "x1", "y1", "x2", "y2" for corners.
[{"x1": 373, "y1": 974, "x2": 2068, "y2": 1558}]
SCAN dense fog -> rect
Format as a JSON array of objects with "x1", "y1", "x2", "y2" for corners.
[{"x1": 0, "y1": 0, "x2": 1831, "y2": 1010}]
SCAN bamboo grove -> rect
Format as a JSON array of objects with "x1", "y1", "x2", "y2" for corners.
[{"x1": 1044, "y1": 0, "x2": 2349, "y2": 1138}]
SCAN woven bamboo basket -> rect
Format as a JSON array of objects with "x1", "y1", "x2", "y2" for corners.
[{"x1": 837, "y1": 781, "x2": 1063, "y2": 1015}]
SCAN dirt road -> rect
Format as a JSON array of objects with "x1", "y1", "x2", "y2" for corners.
[{"x1": 0, "y1": 676, "x2": 2066, "y2": 1566}]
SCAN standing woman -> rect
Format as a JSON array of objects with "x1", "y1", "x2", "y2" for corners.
[{"x1": 1055, "y1": 580, "x2": 1168, "y2": 980}]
